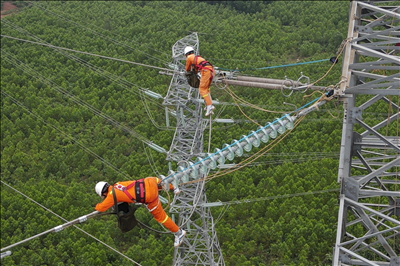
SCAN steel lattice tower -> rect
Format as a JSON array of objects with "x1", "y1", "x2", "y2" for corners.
[
  {"x1": 333, "y1": 1, "x2": 400, "y2": 265},
  {"x1": 163, "y1": 32, "x2": 225, "y2": 266}
]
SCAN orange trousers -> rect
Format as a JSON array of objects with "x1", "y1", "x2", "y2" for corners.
[
  {"x1": 145, "y1": 177, "x2": 179, "y2": 233},
  {"x1": 200, "y1": 69, "x2": 213, "y2": 106}
]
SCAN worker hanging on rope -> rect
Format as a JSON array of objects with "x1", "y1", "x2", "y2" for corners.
[
  {"x1": 95, "y1": 177, "x2": 187, "y2": 247},
  {"x1": 184, "y1": 46, "x2": 216, "y2": 116}
]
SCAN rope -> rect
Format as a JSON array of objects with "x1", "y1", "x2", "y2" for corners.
[
  {"x1": 1, "y1": 90, "x2": 133, "y2": 181},
  {"x1": 0, "y1": 180, "x2": 143, "y2": 266},
  {"x1": 208, "y1": 115, "x2": 212, "y2": 153},
  {"x1": 1, "y1": 51, "x2": 159, "y2": 150},
  {"x1": 162, "y1": 95, "x2": 323, "y2": 185},
  {"x1": 0, "y1": 34, "x2": 173, "y2": 73},
  {"x1": 207, "y1": 188, "x2": 340, "y2": 207},
  {"x1": 1, "y1": 20, "x2": 174, "y2": 113},
  {"x1": 223, "y1": 77, "x2": 287, "y2": 115},
  {"x1": 28, "y1": 1, "x2": 171, "y2": 65},
  {"x1": 217, "y1": 59, "x2": 331, "y2": 72},
  {"x1": 185, "y1": 115, "x2": 306, "y2": 185},
  {"x1": 136, "y1": 219, "x2": 171, "y2": 234}
]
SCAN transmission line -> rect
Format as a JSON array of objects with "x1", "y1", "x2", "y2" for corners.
[
  {"x1": 0, "y1": 180, "x2": 143, "y2": 266},
  {"x1": 29, "y1": 1, "x2": 171, "y2": 66},
  {"x1": 2, "y1": 50, "x2": 159, "y2": 150},
  {"x1": 204, "y1": 188, "x2": 340, "y2": 207},
  {"x1": 1, "y1": 90, "x2": 132, "y2": 180}
]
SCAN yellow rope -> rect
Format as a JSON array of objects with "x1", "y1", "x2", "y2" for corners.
[{"x1": 184, "y1": 115, "x2": 306, "y2": 185}]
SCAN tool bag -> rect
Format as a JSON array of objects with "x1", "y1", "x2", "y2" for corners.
[
  {"x1": 185, "y1": 70, "x2": 200, "y2": 88},
  {"x1": 112, "y1": 188, "x2": 138, "y2": 233}
]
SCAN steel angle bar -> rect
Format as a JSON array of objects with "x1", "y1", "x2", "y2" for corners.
[
  {"x1": 358, "y1": 1, "x2": 400, "y2": 18},
  {"x1": 360, "y1": 40, "x2": 400, "y2": 48},
  {"x1": 357, "y1": 138, "x2": 400, "y2": 149},
  {"x1": 356, "y1": 118, "x2": 400, "y2": 151},
  {"x1": 352, "y1": 43, "x2": 400, "y2": 62},
  {"x1": 356, "y1": 208, "x2": 398, "y2": 257},
  {"x1": 344, "y1": 88, "x2": 400, "y2": 95},
  {"x1": 357, "y1": 158, "x2": 400, "y2": 185},
  {"x1": 359, "y1": 190, "x2": 400, "y2": 197},
  {"x1": 345, "y1": 198, "x2": 400, "y2": 225},
  {"x1": 339, "y1": 247, "x2": 382, "y2": 266},
  {"x1": 355, "y1": 32, "x2": 400, "y2": 45},
  {"x1": 346, "y1": 205, "x2": 396, "y2": 227},
  {"x1": 350, "y1": 60, "x2": 400, "y2": 67},
  {"x1": 361, "y1": 113, "x2": 400, "y2": 135},
  {"x1": 350, "y1": 65, "x2": 400, "y2": 71},
  {"x1": 345, "y1": 72, "x2": 400, "y2": 91},
  {"x1": 350, "y1": 71, "x2": 400, "y2": 82},
  {"x1": 341, "y1": 227, "x2": 400, "y2": 256}
]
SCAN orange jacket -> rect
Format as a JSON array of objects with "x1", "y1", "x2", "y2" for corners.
[
  {"x1": 95, "y1": 177, "x2": 174, "y2": 212},
  {"x1": 186, "y1": 54, "x2": 214, "y2": 73}
]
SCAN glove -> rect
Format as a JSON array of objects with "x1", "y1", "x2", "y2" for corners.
[{"x1": 174, "y1": 187, "x2": 181, "y2": 195}]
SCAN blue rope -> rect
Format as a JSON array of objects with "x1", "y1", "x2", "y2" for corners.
[
  {"x1": 163, "y1": 93, "x2": 326, "y2": 183},
  {"x1": 218, "y1": 59, "x2": 330, "y2": 72}
]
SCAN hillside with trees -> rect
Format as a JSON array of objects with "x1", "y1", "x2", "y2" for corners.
[{"x1": 1, "y1": 1, "x2": 385, "y2": 265}]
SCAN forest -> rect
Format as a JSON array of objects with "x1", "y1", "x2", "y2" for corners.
[{"x1": 1, "y1": 1, "x2": 397, "y2": 266}]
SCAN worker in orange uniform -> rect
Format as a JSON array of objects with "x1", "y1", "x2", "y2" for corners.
[
  {"x1": 95, "y1": 177, "x2": 186, "y2": 247},
  {"x1": 184, "y1": 46, "x2": 216, "y2": 116}
]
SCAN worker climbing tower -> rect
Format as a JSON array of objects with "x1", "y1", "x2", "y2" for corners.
[
  {"x1": 333, "y1": 1, "x2": 400, "y2": 265},
  {"x1": 163, "y1": 32, "x2": 225, "y2": 265},
  {"x1": 161, "y1": 32, "x2": 319, "y2": 265}
]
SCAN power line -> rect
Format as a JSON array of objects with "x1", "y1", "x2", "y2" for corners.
[
  {"x1": 2, "y1": 50, "x2": 160, "y2": 150},
  {"x1": 29, "y1": 1, "x2": 171, "y2": 66},
  {"x1": 202, "y1": 188, "x2": 340, "y2": 207},
  {"x1": 0, "y1": 34, "x2": 173, "y2": 73},
  {"x1": 0, "y1": 180, "x2": 143, "y2": 266},
  {"x1": 1, "y1": 90, "x2": 133, "y2": 180},
  {"x1": 2, "y1": 20, "x2": 178, "y2": 131}
]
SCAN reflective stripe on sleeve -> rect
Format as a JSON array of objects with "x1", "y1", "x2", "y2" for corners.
[{"x1": 161, "y1": 216, "x2": 169, "y2": 224}]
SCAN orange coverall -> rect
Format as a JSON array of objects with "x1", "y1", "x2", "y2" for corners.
[
  {"x1": 95, "y1": 177, "x2": 179, "y2": 233},
  {"x1": 186, "y1": 54, "x2": 215, "y2": 106}
]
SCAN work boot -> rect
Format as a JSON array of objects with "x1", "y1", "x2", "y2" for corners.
[
  {"x1": 174, "y1": 229, "x2": 187, "y2": 247},
  {"x1": 205, "y1": 105, "x2": 215, "y2": 116}
]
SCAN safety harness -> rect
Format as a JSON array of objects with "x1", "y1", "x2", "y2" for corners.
[
  {"x1": 194, "y1": 55, "x2": 213, "y2": 72},
  {"x1": 114, "y1": 179, "x2": 146, "y2": 203},
  {"x1": 186, "y1": 55, "x2": 214, "y2": 88}
]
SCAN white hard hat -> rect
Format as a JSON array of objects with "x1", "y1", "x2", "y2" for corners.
[
  {"x1": 95, "y1": 181, "x2": 109, "y2": 197},
  {"x1": 184, "y1": 46, "x2": 194, "y2": 56}
]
